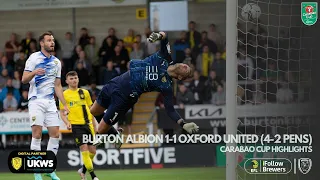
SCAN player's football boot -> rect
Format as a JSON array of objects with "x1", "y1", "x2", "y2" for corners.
[
  {"x1": 77, "y1": 167, "x2": 86, "y2": 180},
  {"x1": 114, "y1": 127, "x2": 123, "y2": 149},
  {"x1": 93, "y1": 135, "x2": 103, "y2": 147},
  {"x1": 93, "y1": 127, "x2": 123, "y2": 149},
  {"x1": 93, "y1": 177, "x2": 99, "y2": 180},
  {"x1": 34, "y1": 173, "x2": 43, "y2": 180},
  {"x1": 44, "y1": 172, "x2": 60, "y2": 180}
]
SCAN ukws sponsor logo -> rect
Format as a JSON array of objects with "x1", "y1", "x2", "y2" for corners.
[{"x1": 8, "y1": 151, "x2": 57, "y2": 173}]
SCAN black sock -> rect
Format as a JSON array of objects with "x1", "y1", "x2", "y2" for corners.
[
  {"x1": 82, "y1": 165, "x2": 87, "y2": 174},
  {"x1": 107, "y1": 126, "x2": 119, "y2": 141},
  {"x1": 107, "y1": 126, "x2": 118, "y2": 135},
  {"x1": 94, "y1": 115, "x2": 103, "y2": 123},
  {"x1": 90, "y1": 171, "x2": 96, "y2": 179}
]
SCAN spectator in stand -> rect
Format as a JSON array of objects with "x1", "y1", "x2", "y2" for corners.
[
  {"x1": 186, "y1": 21, "x2": 201, "y2": 57},
  {"x1": 237, "y1": 48, "x2": 254, "y2": 80},
  {"x1": 5, "y1": 33, "x2": 19, "y2": 65},
  {"x1": 0, "y1": 56, "x2": 13, "y2": 77},
  {"x1": 141, "y1": 27, "x2": 159, "y2": 56},
  {"x1": 3, "y1": 91, "x2": 18, "y2": 112},
  {"x1": 75, "y1": 61, "x2": 89, "y2": 86},
  {"x1": 259, "y1": 60, "x2": 278, "y2": 102},
  {"x1": 182, "y1": 48, "x2": 194, "y2": 66},
  {"x1": 61, "y1": 32, "x2": 75, "y2": 72},
  {"x1": 130, "y1": 42, "x2": 144, "y2": 60},
  {"x1": 27, "y1": 41, "x2": 38, "y2": 57},
  {"x1": 211, "y1": 52, "x2": 226, "y2": 79},
  {"x1": 176, "y1": 83, "x2": 196, "y2": 109},
  {"x1": 134, "y1": 34, "x2": 146, "y2": 58},
  {"x1": 199, "y1": 31, "x2": 218, "y2": 55},
  {"x1": 20, "y1": 31, "x2": 37, "y2": 56},
  {"x1": 100, "y1": 61, "x2": 118, "y2": 85},
  {"x1": 276, "y1": 82, "x2": 293, "y2": 104},
  {"x1": 0, "y1": 51, "x2": 3, "y2": 60},
  {"x1": 0, "y1": 69, "x2": 10, "y2": 89},
  {"x1": 99, "y1": 36, "x2": 115, "y2": 66},
  {"x1": 207, "y1": 24, "x2": 223, "y2": 51},
  {"x1": 155, "y1": 93, "x2": 177, "y2": 109},
  {"x1": 0, "y1": 101, "x2": 3, "y2": 113},
  {"x1": 196, "y1": 45, "x2": 214, "y2": 77},
  {"x1": 13, "y1": 45, "x2": 24, "y2": 62},
  {"x1": 15, "y1": 51, "x2": 27, "y2": 74},
  {"x1": 85, "y1": 36, "x2": 100, "y2": 82},
  {"x1": 12, "y1": 71, "x2": 21, "y2": 90},
  {"x1": 70, "y1": 45, "x2": 83, "y2": 70},
  {"x1": 0, "y1": 78, "x2": 20, "y2": 102},
  {"x1": 108, "y1": 27, "x2": 119, "y2": 47},
  {"x1": 205, "y1": 70, "x2": 223, "y2": 103},
  {"x1": 123, "y1": 29, "x2": 135, "y2": 54},
  {"x1": 189, "y1": 70, "x2": 207, "y2": 104},
  {"x1": 211, "y1": 84, "x2": 226, "y2": 106},
  {"x1": 111, "y1": 45, "x2": 129, "y2": 74},
  {"x1": 18, "y1": 90, "x2": 28, "y2": 112},
  {"x1": 60, "y1": 60, "x2": 67, "y2": 87},
  {"x1": 173, "y1": 31, "x2": 189, "y2": 63},
  {"x1": 251, "y1": 85, "x2": 265, "y2": 104},
  {"x1": 117, "y1": 40, "x2": 130, "y2": 60},
  {"x1": 101, "y1": 27, "x2": 118, "y2": 50},
  {"x1": 221, "y1": 44, "x2": 226, "y2": 60},
  {"x1": 74, "y1": 51, "x2": 92, "y2": 74},
  {"x1": 88, "y1": 82, "x2": 101, "y2": 102},
  {"x1": 78, "y1": 27, "x2": 90, "y2": 49}
]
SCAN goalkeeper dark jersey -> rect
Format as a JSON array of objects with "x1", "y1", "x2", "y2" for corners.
[{"x1": 129, "y1": 37, "x2": 182, "y2": 122}]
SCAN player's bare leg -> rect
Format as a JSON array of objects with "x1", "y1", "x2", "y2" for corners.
[
  {"x1": 90, "y1": 101, "x2": 105, "y2": 117},
  {"x1": 31, "y1": 125, "x2": 43, "y2": 180},
  {"x1": 93, "y1": 119, "x2": 123, "y2": 149},
  {"x1": 44, "y1": 126, "x2": 60, "y2": 180},
  {"x1": 91, "y1": 102, "x2": 123, "y2": 149}
]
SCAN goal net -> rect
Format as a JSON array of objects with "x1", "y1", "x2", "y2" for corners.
[{"x1": 234, "y1": 0, "x2": 316, "y2": 179}]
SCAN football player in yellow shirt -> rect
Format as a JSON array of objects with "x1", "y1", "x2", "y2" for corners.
[{"x1": 59, "y1": 71, "x2": 99, "y2": 180}]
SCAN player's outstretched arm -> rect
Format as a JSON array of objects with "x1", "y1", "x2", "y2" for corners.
[
  {"x1": 162, "y1": 91, "x2": 199, "y2": 134},
  {"x1": 147, "y1": 31, "x2": 166, "y2": 42}
]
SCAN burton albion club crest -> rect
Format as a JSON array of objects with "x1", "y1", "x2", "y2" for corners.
[
  {"x1": 11, "y1": 157, "x2": 22, "y2": 171},
  {"x1": 298, "y1": 158, "x2": 312, "y2": 174},
  {"x1": 301, "y1": 2, "x2": 318, "y2": 26}
]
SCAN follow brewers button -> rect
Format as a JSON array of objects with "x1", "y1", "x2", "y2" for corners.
[{"x1": 244, "y1": 158, "x2": 292, "y2": 174}]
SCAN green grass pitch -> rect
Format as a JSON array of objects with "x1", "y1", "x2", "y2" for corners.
[{"x1": 0, "y1": 167, "x2": 224, "y2": 180}]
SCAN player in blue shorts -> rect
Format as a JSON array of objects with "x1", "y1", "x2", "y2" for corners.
[{"x1": 90, "y1": 32, "x2": 199, "y2": 147}]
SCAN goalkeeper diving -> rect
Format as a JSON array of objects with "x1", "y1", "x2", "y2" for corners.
[{"x1": 90, "y1": 31, "x2": 199, "y2": 147}]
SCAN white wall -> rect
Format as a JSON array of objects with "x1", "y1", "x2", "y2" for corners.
[{"x1": 0, "y1": 1, "x2": 226, "y2": 51}]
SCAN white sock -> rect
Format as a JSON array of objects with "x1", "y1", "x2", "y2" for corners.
[
  {"x1": 30, "y1": 137, "x2": 41, "y2": 151},
  {"x1": 47, "y1": 137, "x2": 59, "y2": 155}
]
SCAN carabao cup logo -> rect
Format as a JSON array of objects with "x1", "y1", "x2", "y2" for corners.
[{"x1": 301, "y1": 2, "x2": 318, "y2": 26}]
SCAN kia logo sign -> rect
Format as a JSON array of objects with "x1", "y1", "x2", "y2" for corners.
[{"x1": 185, "y1": 105, "x2": 224, "y2": 119}]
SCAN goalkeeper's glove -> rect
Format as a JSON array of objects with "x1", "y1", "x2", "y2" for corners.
[
  {"x1": 147, "y1": 32, "x2": 163, "y2": 43},
  {"x1": 180, "y1": 121, "x2": 199, "y2": 134}
]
